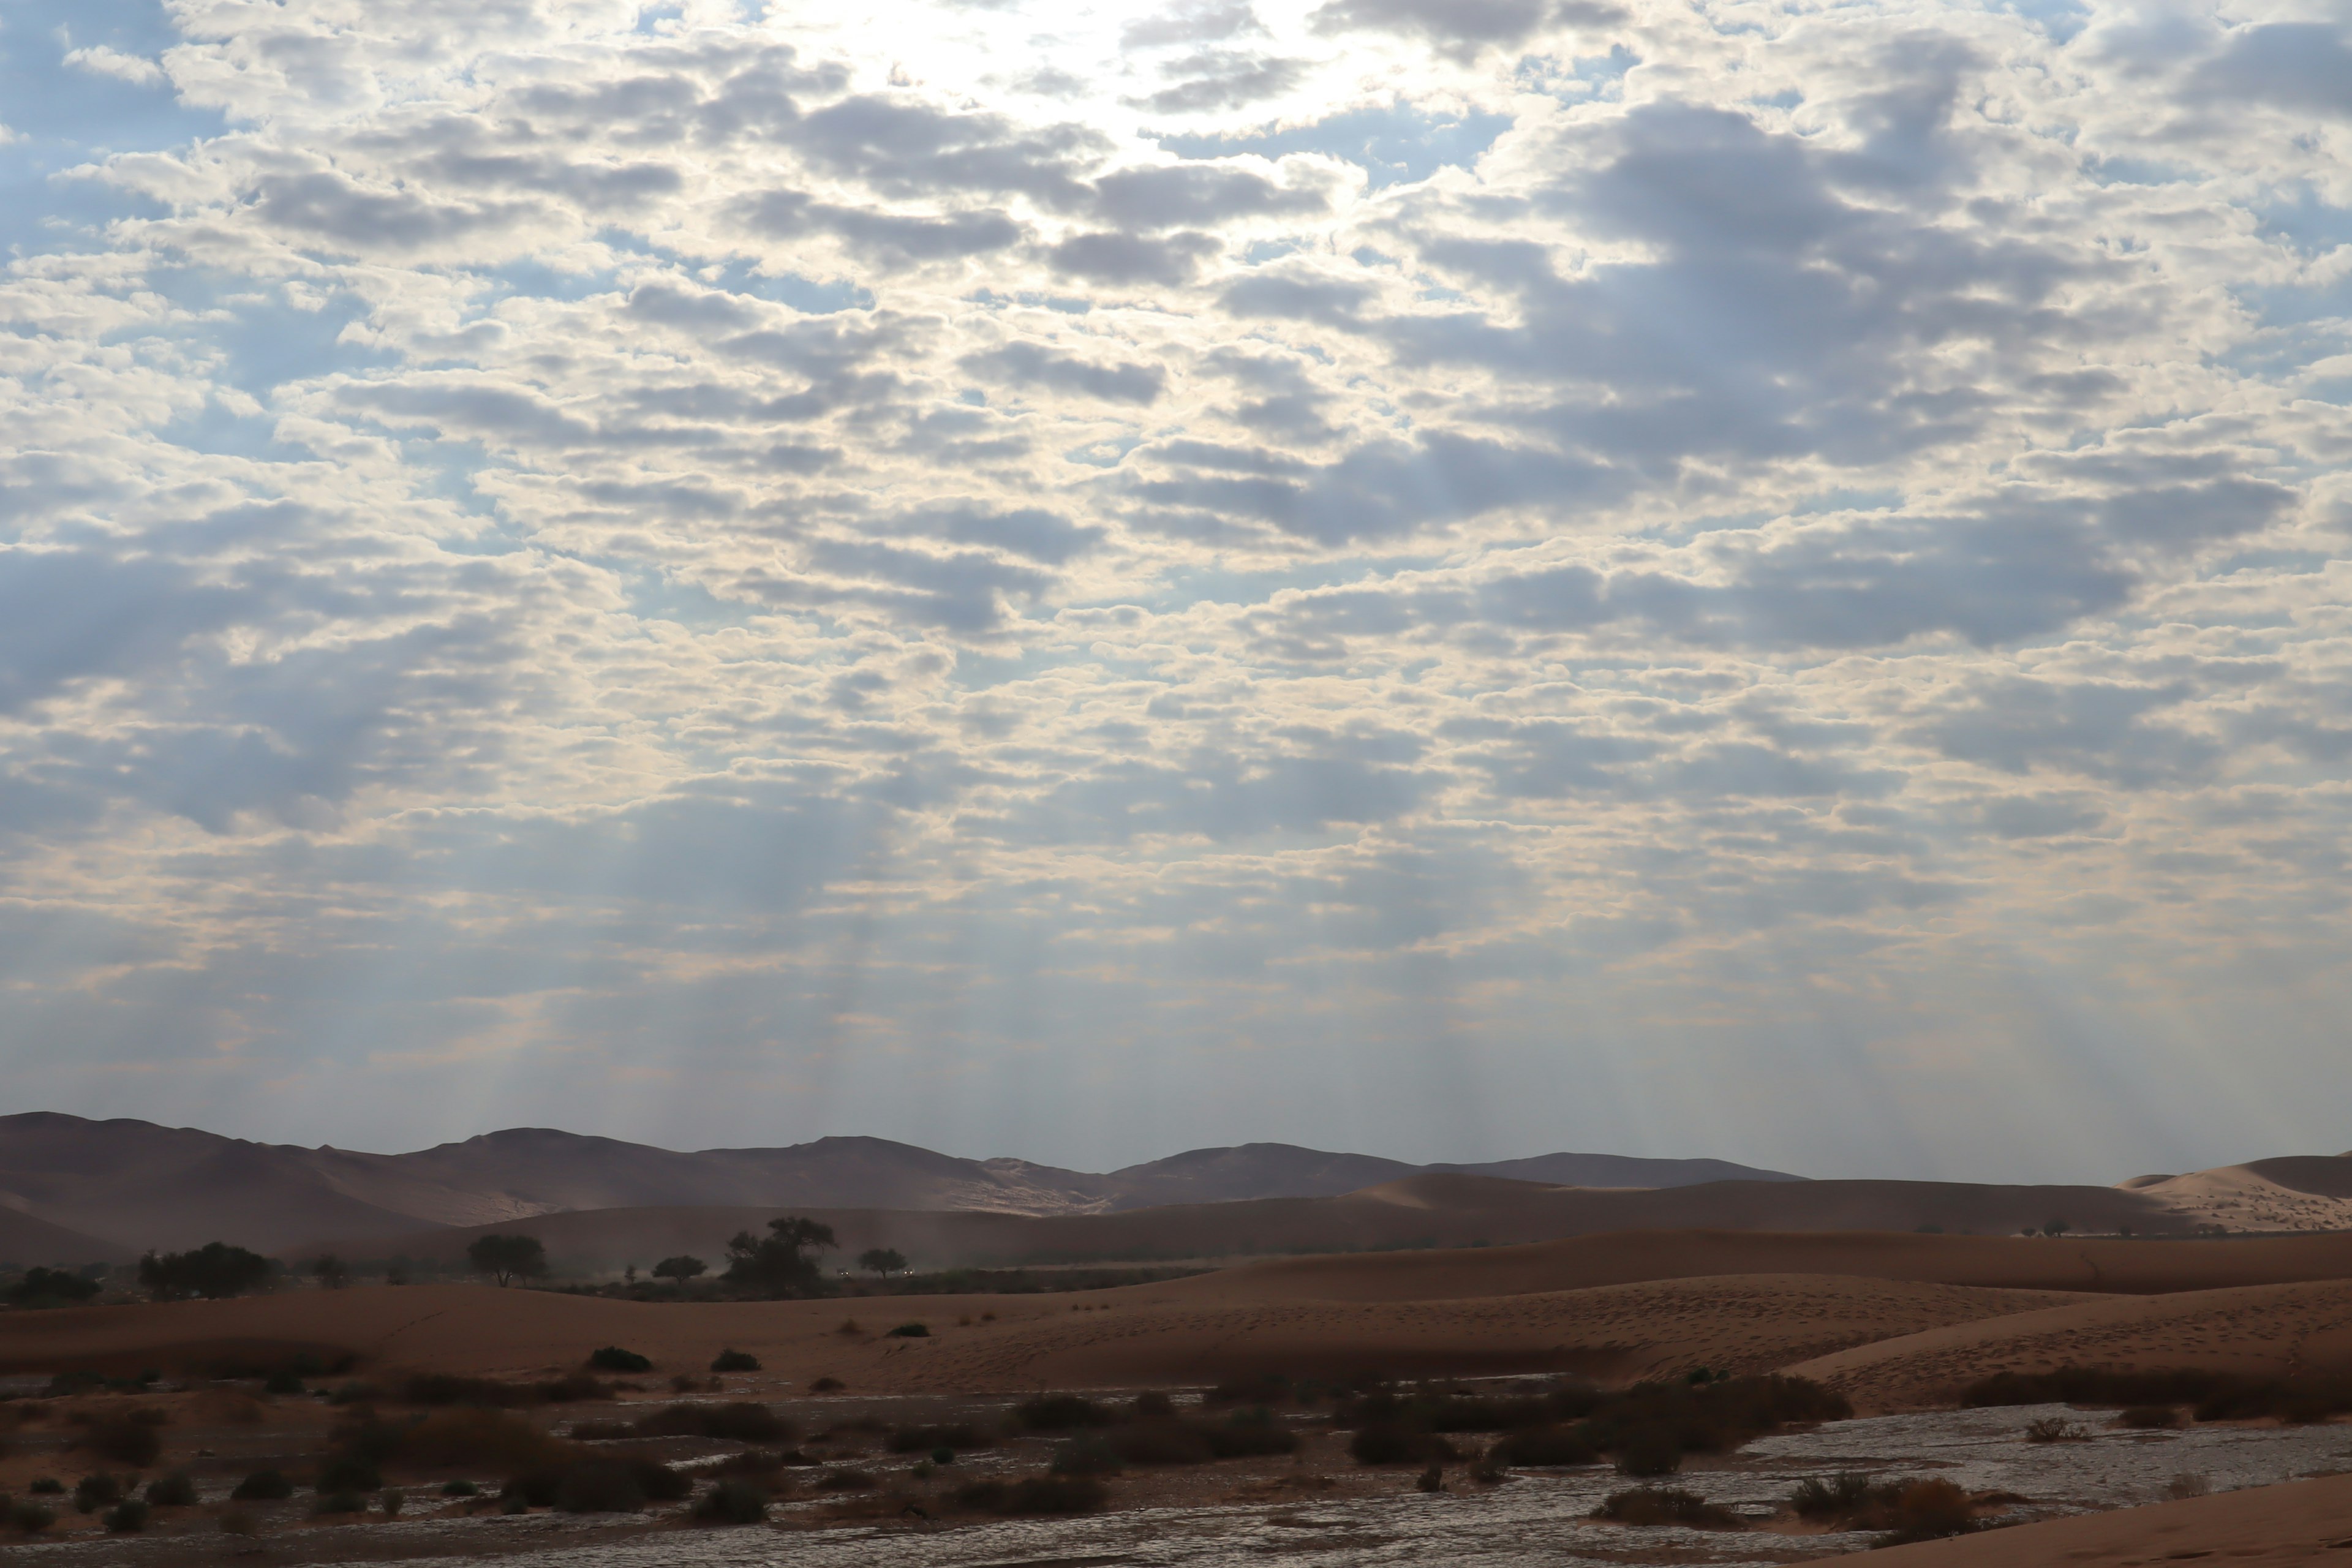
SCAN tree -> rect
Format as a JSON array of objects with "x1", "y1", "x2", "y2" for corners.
[
  {"x1": 723, "y1": 1216, "x2": 836, "y2": 1296},
  {"x1": 6, "y1": 1267, "x2": 101, "y2": 1308},
  {"x1": 311, "y1": 1255, "x2": 350, "y2": 1290},
  {"x1": 2044, "y1": 1218, "x2": 2071, "y2": 1237},
  {"x1": 466, "y1": 1234, "x2": 548, "y2": 1287},
  {"x1": 138, "y1": 1243, "x2": 274, "y2": 1301},
  {"x1": 859, "y1": 1247, "x2": 907, "y2": 1280},
  {"x1": 650, "y1": 1254, "x2": 706, "y2": 1285}
]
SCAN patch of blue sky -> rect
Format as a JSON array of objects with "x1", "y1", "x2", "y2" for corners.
[
  {"x1": 394, "y1": 439, "x2": 510, "y2": 530},
  {"x1": 1990, "y1": 0, "x2": 2089, "y2": 45},
  {"x1": 155, "y1": 400, "x2": 310, "y2": 464},
  {"x1": 2084, "y1": 155, "x2": 2196, "y2": 187},
  {"x1": 2228, "y1": 274, "x2": 2352, "y2": 334},
  {"x1": 488, "y1": 258, "x2": 628, "y2": 304},
  {"x1": 620, "y1": 568, "x2": 758, "y2": 630},
  {"x1": 701, "y1": 258, "x2": 873, "y2": 313},
  {"x1": 137, "y1": 270, "x2": 398, "y2": 396},
  {"x1": 0, "y1": 0, "x2": 227, "y2": 257},
  {"x1": 633, "y1": 2, "x2": 685, "y2": 34},
  {"x1": 2256, "y1": 193, "x2": 2352, "y2": 257},
  {"x1": 1790, "y1": 488, "x2": 1904, "y2": 516},
  {"x1": 1514, "y1": 46, "x2": 1637, "y2": 104},
  {"x1": 968, "y1": 287, "x2": 1089, "y2": 315},
  {"x1": 1159, "y1": 101, "x2": 1511, "y2": 191}
]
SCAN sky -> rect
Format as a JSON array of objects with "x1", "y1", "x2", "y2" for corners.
[{"x1": 1, "y1": 0, "x2": 2348, "y2": 1182}]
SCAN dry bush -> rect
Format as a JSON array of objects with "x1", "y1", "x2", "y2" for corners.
[
  {"x1": 1591, "y1": 1485, "x2": 1743, "y2": 1528},
  {"x1": 631, "y1": 1403, "x2": 793, "y2": 1442},
  {"x1": 2165, "y1": 1473, "x2": 2211, "y2": 1500},
  {"x1": 2024, "y1": 1416, "x2": 2090, "y2": 1444},
  {"x1": 394, "y1": 1409, "x2": 573, "y2": 1474},
  {"x1": 2119, "y1": 1404, "x2": 2180, "y2": 1430},
  {"x1": 192, "y1": 1390, "x2": 266, "y2": 1426}
]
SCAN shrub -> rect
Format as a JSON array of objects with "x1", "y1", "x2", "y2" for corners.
[
  {"x1": 1611, "y1": 1426, "x2": 1684, "y2": 1477},
  {"x1": 318, "y1": 1453, "x2": 382, "y2": 1493},
  {"x1": 72, "y1": 1474, "x2": 120, "y2": 1513},
  {"x1": 1880, "y1": 1478, "x2": 1977, "y2": 1544},
  {"x1": 79, "y1": 1414, "x2": 164, "y2": 1468},
  {"x1": 403, "y1": 1372, "x2": 614, "y2": 1407},
  {"x1": 2120, "y1": 1404, "x2": 2180, "y2": 1430},
  {"x1": 818, "y1": 1468, "x2": 876, "y2": 1491},
  {"x1": 1790, "y1": 1472, "x2": 1883, "y2": 1520},
  {"x1": 885, "y1": 1322, "x2": 929, "y2": 1338},
  {"x1": 1204, "y1": 1373, "x2": 1292, "y2": 1407},
  {"x1": 1415, "y1": 1463, "x2": 1444, "y2": 1493},
  {"x1": 313, "y1": 1491, "x2": 367, "y2": 1515},
  {"x1": 1349, "y1": 1423, "x2": 1456, "y2": 1466},
  {"x1": 1206, "y1": 1410, "x2": 1300, "y2": 1458},
  {"x1": 1014, "y1": 1394, "x2": 1110, "y2": 1430},
  {"x1": 218, "y1": 1507, "x2": 258, "y2": 1536},
  {"x1": 395, "y1": 1408, "x2": 573, "y2": 1472},
  {"x1": 9, "y1": 1501, "x2": 53, "y2": 1532},
  {"x1": 442, "y1": 1479, "x2": 480, "y2": 1497},
  {"x1": 1490, "y1": 1425, "x2": 1597, "y2": 1466},
  {"x1": 632, "y1": 1403, "x2": 793, "y2": 1442},
  {"x1": 144, "y1": 1472, "x2": 199, "y2": 1507},
  {"x1": 5, "y1": 1267, "x2": 100, "y2": 1308},
  {"x1": 711, "y1": 1349, "x2": 760, "y2": 1373},
  {"x1": 1050, "y1": 1435, "x2": 1123, "y2": 1477},
  {"x1": 382, "y1": 1488, "x2": 405, "y2": 1517},
  {"x1": 2166, "y1": 1473, "x2": 2211, "y2": 1500},
  {"x1": 232, "y1": 1469, "x2": 293, "y2": 1501},
  {"x1": 554, "y1": 1460, "x2": 647, "y2": 1513},
  {"x1": 2025, "y1": 1416, "x2": 2090, "y2": 1444},
  {"x1": 1592, "y1": 1485, "x2": 1741, "y2": 1528},
  {"x1": 952, "y1": 1475, "x2": 1107, "y2": 1515},
  {"x1": 102, "y1": 1498, "x2": 150, "y2": 1532},
  {"x1": 693, "y1": 1479, "x2": 769, "y2": 1525},
  {"x1": 587, "y1": 1347, "x2": 652, "y2": 1373},
  {"x1": 809, "y1": 1376, "x2": 845, "y2": 1393},
  {"x1": 139, "y1": 1242, "x2": 274, "y2": 1301},
  {"x1": 888, "y1": 1423, "x2": 993, "y2": 1454},
  {"x1": 1133, "y1": 1390, "x2": 1176, "y2": 1419},
  {"x1": 1107, "y1": 1422, "x2": 1214, "y2": 1465},
  {"x1": 27, "y1": 1479, "x2": 62, "y2": 1495}
]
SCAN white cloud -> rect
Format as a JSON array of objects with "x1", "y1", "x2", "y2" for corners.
[{"x1": 62, "y1": 43, "x2": 165, "y2": 85}]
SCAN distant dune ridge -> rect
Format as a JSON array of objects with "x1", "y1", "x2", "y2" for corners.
[
  {"x1": 0, "y1": 1112, "x2": 1800, "y2": 1256},
  {"x1": 0, "y1": 1112, "x2": 2343, "y2": 1264}
]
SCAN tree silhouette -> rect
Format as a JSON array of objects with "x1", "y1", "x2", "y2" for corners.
[
  {"x1": 465, "y1": 1234, "x2": 547, "y2": 1287},
  {"x1": 858, "y1": 1247, "x2": 907, "y2": 1280},
  {"x1": 723, "y1": 1216, "x2": 837, "y2": 1295},
  {"x1": 651, "y1": 1254, "x2": 706, "y2": 1284}
]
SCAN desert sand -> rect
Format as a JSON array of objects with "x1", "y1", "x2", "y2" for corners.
[{"x1": 1856, "y1": 1469, "x2": 2352, "y2": 1565}]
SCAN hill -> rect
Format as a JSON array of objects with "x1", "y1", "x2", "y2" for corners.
[
  {"x1": 0, "y1": 1113, "x2": 1799, "y2": 1256},
  {"x1": 303, "y1": 1170, "x2": 2203, "y2": 1274}
]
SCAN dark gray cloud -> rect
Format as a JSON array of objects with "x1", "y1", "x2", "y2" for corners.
[
  {"x1": 1913, "y1": 678, "x2": 2222, "y2": 787},
  {"x1": 1136, "y1": 51, "x2": 1307, "y2": 114},
  {"x1": 2187, "y1": 23, "x2": 2352, "y2": 118},
  {"x1": 1049, "y1": 228, "x2": 1221, "y2": 285},
  {"x1": 961, "y1": 341, "x2": 1168, "y2": 404},
  {"x1": 1310, "y1": 0, "x2": 1623, "y2": 57},
  {"x1": 1091, "y1": 164, "x2": 1329, "y2": 230},
  {"x1": 736, "y1": 190, "x2": 1024, "y2": 262}
]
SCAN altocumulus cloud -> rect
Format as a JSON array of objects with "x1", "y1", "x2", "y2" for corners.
[{"x1": 0, "y1": 0, "x2": 2347, "y2": 1183}]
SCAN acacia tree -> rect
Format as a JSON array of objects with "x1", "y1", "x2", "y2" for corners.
[
  {"x1": 311, "y1": 1254, "x2": 350, "y2": 1289},
  {"x1": 723, "y1": 1216, "x2": 835, "y2": 1296},
  {"x1": 858, "y1": 1247, "x2": 907, "y2": 1280},
  {"x1": 650, "y1": 1254, "x2": 707, "y2": 1286},
  {"x1": 139, "y1": 1243, "x2": 274, "y2": 1301},
  {"x1": 466, "y1": 1234, "x2": 548, "y2": 1287}
]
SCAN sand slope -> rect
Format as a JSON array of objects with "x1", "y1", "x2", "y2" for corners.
[
  {"x1": 1789, "y1": 1277, "x2": 2352, "y2": 1409},
  {"x1": 303, "y1": 1176, "x2": 2204, "y2": 1272},
  {"x1": 2124, "y1": 1155, "x2": 2352, "y2": 1234},
  {"x1": 0, "y1": 1271, "x2": 2087, "y2": 1395},
  {"x1": 1858, "y1": 1469, "x2": 2352, "y2": 1566}
]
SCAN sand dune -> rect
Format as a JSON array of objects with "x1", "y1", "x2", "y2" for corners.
[
  {"x1": 1863, "y1": 1468, "x2": 2352, "y2": 1566},
  {"x1": 0, "y1": 1273, "x2": 2086, "y2": 1394},
  {"x1": 303, "y1": 1174, "x2": 2206, "y2": 1273},
  {"x1": 0, "y1": 1207, "x2": 127, "y2": 1267},
  {"x1": 2124, "y1": 1153, "x2": 2352, "y2": 1234},
  {"x1": 1789, "y1": 1276, "x2": 2352, "y2": 1409}
]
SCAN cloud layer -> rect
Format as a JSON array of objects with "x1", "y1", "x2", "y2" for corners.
[{"x1": 1, "y1": 0, "x2": 2348, "y2": 1178}]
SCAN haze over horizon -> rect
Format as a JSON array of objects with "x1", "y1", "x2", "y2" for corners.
[{"x1": 1, "y1": 0, "x2": 2346, "y2": 1185}]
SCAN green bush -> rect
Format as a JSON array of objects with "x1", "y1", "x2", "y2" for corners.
[
  {"x1": 102, "y1": 1498, "x2": 150, "y2": 1532},
  {"x1": 1611, "y1": 1426, "x2": 1683, "y2": 1477},
  {"x1": 9, "y1": 1501, "x2": 54, "y2": 1532},
  {"x1": 72, "y1": 1474, "x2": 120, "y2": 1514},
  {"x1": 1013, "y1": 1394, "x2": 1110, "y2": 1430},
  {"x1": 4, "y1": 1268, "x2": 100, "y2": 1308},
  {"x1": 587, "y1": 1346, "x2": 652, "y2": 1373},
  {"x1": 1591, "y1": 1485, "x2": 1741, "y2": 1528},
  {"x1": 884, "y1": 1322, "x2": 929, "y2": 1338},
  {"x1": 26, "y1": 1479, "x2": 61, "y2": 1495},
  {"x1": 230, "y1": 1468, "x2": 292, "y2": 1501},
  {"x1": 144, "y1": 1472, "x2": 199, "y2": 1507},
  {"x1": 710, "y1": 1349, "x2": 760, "y2": 1373},
  {"x1": 441, "y1": 1479, "x2": 480, "y2": 1497},
  {"x1": 692, "y1": 1479, "x2": 769, "y2": 1525}
]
